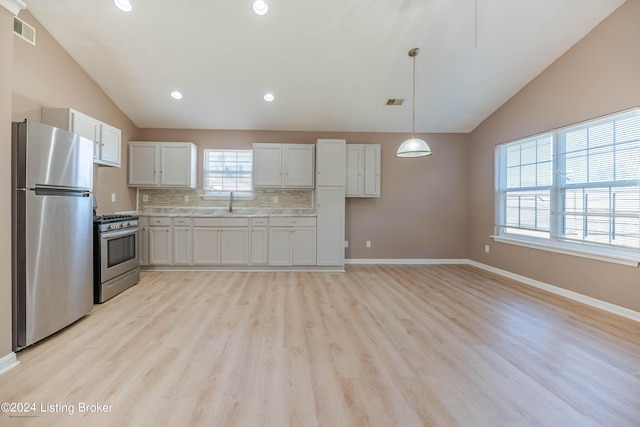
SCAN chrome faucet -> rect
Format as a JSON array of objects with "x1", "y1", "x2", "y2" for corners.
[{"x1": 229, "y1": 191, "x2": 235, "y2": 213}]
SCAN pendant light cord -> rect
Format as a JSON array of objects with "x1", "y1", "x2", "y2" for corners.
[{"x1": 412, "y1": 54, "x2": 416, "y2": 135}]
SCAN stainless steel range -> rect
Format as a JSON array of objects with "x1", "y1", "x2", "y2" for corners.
[{"x1": 93, "y1": 214, "x2": 140, "y2": 303}]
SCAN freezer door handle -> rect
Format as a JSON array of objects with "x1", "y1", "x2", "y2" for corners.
[{"x1": 34, "y1": 187, "x2": 91, "y2": 197}]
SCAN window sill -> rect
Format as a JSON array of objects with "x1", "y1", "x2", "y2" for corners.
[{"x1": 490, "y1": 235, "x2": 640, "y2": 267}]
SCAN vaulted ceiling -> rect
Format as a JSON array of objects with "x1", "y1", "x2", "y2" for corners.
[{"x1": 25, "y1": 0, "x2": 625, "y2": 132}]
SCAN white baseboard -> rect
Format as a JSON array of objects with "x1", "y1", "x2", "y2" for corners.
[
  {"x1": 467, "y1": 260, "x2": 640, "y2": 323},
  {"x1": 0, "y1": 352, "x2": 19, "y2": 375},
  {"x1": 344, "y1": 258, "x2": 640, "y2": 323},
  {"x1": 345, "y1": 259, "x2": 468, "y2": 265}
]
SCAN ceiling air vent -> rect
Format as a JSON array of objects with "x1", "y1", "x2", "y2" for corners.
[
  {"x1": 385, "y1": 99, "x2": 404, "y2": 106},
  {"x1": 14, "y1": 16, "x2": 36, "y2": 46}
]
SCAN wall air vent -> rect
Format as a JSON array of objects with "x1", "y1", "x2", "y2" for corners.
[
  {"x1": 385, "y1": 99, "x2": 404, "y2": 106},
  {"x1": 14, "y1": 16, "x2": 36, "y2": 46}
]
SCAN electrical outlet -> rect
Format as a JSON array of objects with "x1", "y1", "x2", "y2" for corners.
[
  {"x1": 344, "y1": 240, "x2": 349, "y2": 248},
  {"x1": 485, "y1": 245, "x2": 490, "y2": 253},
  {"x1": 142, "y1": 194, "x2": 149, "y2": 202},
  {"x1": 366, "y1": 240, "x2": 371, "y2": 248},
  {"x1": 111, "y1": 193, "x2": 116, "y2": 202},
  {"x1": 273, "y1": 196, "x2": 279, "y2": 203},
  {"x1": 184, "y1": 195, "x2": 190, "y2": 202}
]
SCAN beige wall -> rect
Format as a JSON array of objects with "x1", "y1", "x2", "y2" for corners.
[
  {"x1": 12, "y1": 10, "x2": 138, "y2": 214},
  {"x1": 1, "y1": 7, "x2": 15, "y2": 360},
  {"x1": 468, "y1": 0, "x2": 640, "y2": 311},
  {"x1": 136, "y1": 128, "x2": 471, "y2": 260}
]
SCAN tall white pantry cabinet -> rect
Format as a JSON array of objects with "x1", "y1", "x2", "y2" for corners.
[{"x1": 315, "y1": 139, "x2": 346, "y2": 268}]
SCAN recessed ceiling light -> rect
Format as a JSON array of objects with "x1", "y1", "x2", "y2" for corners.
[
  {"x1": 264, "y1": 93, "x2": 275, "y2": 102},
  {"x1": 114, "y1": 0, "x2": 132, "y2": 12},
  {"x1": 253, "y1": 0, "x2": 268, "y2": 15},
  {"x1": 170, "y1": 91, "x2": 183, "y2": 100}
]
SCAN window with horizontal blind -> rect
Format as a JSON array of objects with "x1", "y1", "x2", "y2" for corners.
[
  {"x1": 203, "y1": 149, "x2": 253, "y2": 197},
  {"x1": 495, "y1": 108, "x2": 640, "y2": 264}
]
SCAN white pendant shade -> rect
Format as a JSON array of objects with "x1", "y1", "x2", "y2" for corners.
[{"x1": 396, "y1": 137, "x2": 432, "y2": 158}]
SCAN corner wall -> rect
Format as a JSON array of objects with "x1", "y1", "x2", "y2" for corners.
[
  {"x1": 0, "y1": 5, "x2": 17, "y2": 367},
  {"x1": 468, "y1": 0, "x2": 640, "y2": 311}
]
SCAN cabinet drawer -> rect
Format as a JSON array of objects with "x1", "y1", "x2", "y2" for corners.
[
  {"x1": 251, "y1": 217, "x2": 269, "y2": 227},
  {"x1": 149, "y1": 217, "x2": 171, "y2": 226},
  {"x1": 173, "y1": 217, "x2": 193, "y2": 226},
  {"x1": 269, "y1": 217, "x2": 316, "y2": 227},
  {"x1": 193, "y1": 217, "x2": 249, "y2": 227}
]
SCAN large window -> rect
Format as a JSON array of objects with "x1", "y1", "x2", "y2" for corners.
[
  {"x1": 495, "y1": 108, "x2": 640, "y2": 263},
  {"x1": 203, "y1": 149, "x2": 253, "y2": 197}
]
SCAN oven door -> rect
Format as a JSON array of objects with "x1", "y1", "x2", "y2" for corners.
[{"x1": 100, "y1": 227, "x2": 139, "y2": 282}]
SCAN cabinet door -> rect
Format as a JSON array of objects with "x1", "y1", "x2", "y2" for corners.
[
  {"x1": 250, "y1": 228, "x2": 268, "y2": 265},
  {"x1": 99, "y1": 123, "x2": 121, "y2": 167},
  {"x1": 268, "y1": 228, "x2": 293, "y2": 266},
  {"x1": 173, "y1": 226, "x2": 193, "y2": 265},
  {"x1": 316, "y1": 139, "x2": 345, "y2": 186},
  {"x1": 193, "y1": 227, "x2": 221, "y2": 265},
  {"x1": 253, "y1": 144, "x2": 283, "y2": 187},
  {"x1": 345, "y1": 146, "x2": 363, "y2": 196},
  {"x1": 363, "y1": 145, "x2": 381, "y2": 197},
  {"x1": 284, "y1": 145, "x2": 315, "y2": 188},
  {"x1": 71, "y1": 111, "x2": 101, "y2": 161},
  {"x1": 220, "y1": 228, "x2": 249, "y2": 264},
  {"x1": 292, "y1": 227, "x2": 316, "y2": 265},
  {"x1": 161, "y1": 143, "x2": 194, "y2": 187},
  {"x1": 149, "y1": 227, "x2": 172, "y2": 265},
  {"x1": 129, "y1": 143, "x2": 159, "y2": 186},
  {"x1": 138, "y1": 217, "x2": 149, "y2": 266},
  {"x1": 316, "y1": 187, "x2": 345, "y2": 266}
]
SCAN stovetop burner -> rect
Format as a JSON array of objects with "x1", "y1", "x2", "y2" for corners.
[{"x1": 94, "y1": 214, "x2": 138, "y2": 224}]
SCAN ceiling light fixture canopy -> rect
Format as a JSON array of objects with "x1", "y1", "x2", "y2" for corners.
[
  {"x1": 113, "y1": 0, "x2": 132, "y2": 12},
  {"x1": 253, "y1": 0, "x2": 268, "y2": 15},
  {"x1": 396, "y1": 47, "x2": 432, "y2": 158}
]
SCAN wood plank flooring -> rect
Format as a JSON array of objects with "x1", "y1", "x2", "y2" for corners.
[{"x1": 1, "y1": 264, "x2": 639, "y2": 426}]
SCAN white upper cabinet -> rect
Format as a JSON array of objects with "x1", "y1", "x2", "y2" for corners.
[
  {"x1": 128, "y1": 141, "x2": 197, "y2": 188},
  {"x1": 346, "y1": 144, "x2": 381, "y2": 197},
  {"x1": 42, "y1": 108, "x2": 122, "y2": 167},
  {"x1": 316, "y1": 139, "x2": 346, "y2": 187},
  {"x1": 253, "y1": 143, "x2": 315, "y2": 188}
]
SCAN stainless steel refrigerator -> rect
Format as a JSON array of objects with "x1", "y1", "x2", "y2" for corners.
[{"x1": 12, "y1": 120, "x2": 95, "y2": 351}]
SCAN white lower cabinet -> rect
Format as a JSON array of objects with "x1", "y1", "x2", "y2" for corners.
[
  {"x1": 193, "y1": 228, "x2": 220, "y2": 265},
  {"x1": 138, "y1": 216, "x2": 149, "y2": 266},
  {"x1": 172, "y1": 218, "x2": 193, "y2": 265},
  {"x1": 316, "y1": 187, "x2": 345, "y2": 266},
  {"x1": 250, "y1": 218, "x2": 269, "y2": 265},
  {"x1": 268, "y1": 217, "x2": 316, "y2": 266},
  {"x1": 141, "y1": 215, "x2": 321, "y2": 268},
  {"x1": 149, "y1": 217, "x2": 172, "y2": 265},
  {"x1": 192, "y1": 218, "x2": 249, "y2": 265}
]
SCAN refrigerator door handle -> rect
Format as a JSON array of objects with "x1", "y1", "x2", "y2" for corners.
[{"x1": 34, "y1": 187, "x2": 91, "y2": 197}]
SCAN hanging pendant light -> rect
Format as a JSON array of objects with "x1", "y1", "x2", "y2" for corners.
[{"x1": 396, "y1": 48, "x2": 432, "y2": 158}]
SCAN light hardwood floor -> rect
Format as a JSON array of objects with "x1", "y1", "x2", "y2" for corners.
[{"x1": 1, "y1": 264, "x2": 639, "y2": 426}]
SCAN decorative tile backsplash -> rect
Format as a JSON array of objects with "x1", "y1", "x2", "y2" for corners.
[{"x1": 137, "y1": 188, "x2": 314, "y2": 210}]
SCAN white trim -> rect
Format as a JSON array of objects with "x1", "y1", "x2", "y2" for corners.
[
  {"x1": 467, "y1": 260, "x2": 640, "y2": 323},
  {"x1": 0, "y1": 352, "x2": 19, "y2": 375},
  {"x1": 345, "y1": 259, "x2": 468, "y2": 265},
  {"x1": 0, "y1": 0, "x2": 26, "y2": 15},
  {"x1": 492, "y1": 235, "x2": 640, "y2": 267}
]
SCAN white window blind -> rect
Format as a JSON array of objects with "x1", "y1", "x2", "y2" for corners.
[
  {"x1": 203, "y1": 149, "x2": 253, "y2": 195},
  {"x1": 495, "y1": 108, "x2": 640, "y2": 260}
]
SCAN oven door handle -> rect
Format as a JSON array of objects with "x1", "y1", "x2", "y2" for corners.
[{"x1": 101, "y1": 227, "x2": 140, "y2": 240}]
